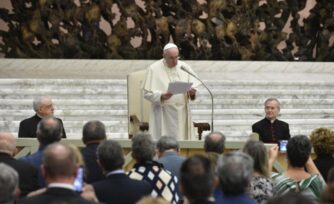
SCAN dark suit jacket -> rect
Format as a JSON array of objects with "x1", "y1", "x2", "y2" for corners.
[
  {"x1": 18, "y1": 187, "x2": 98, "y2": 204},
  {"x1": 313, "y1": 154, "x2": 334, "y2": 182},
  {"x1": 93, "y1": 173, "x2": 152, "y2": 204},
  {"x1": 0, "y1": 153, "x2": 39, "y2": 196},
  {"x1": 252, "y1": 118, "x2": 290, "y2": 143},
  {"x1": 18, "y1": 114, "x2": 66, "y2": 138},
  {"x1": 81, "y1": 143, "x2": 105, "y2": 184}
]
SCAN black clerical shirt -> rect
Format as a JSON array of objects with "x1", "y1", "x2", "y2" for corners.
[{"x1": 252, "y1": 118, "x2": 290, "y2": 143}]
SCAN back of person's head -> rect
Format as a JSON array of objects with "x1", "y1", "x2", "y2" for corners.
[
  {"x1": 180, "y1": 155, "x2": 214, "y2": 201},
  {"x1": 42, "y1": 143, "x2": 77, "y2": 180},
  {"x1": 97, "y1": 140, "x2": 125, "y2": 172},
  {"x1": 0, "y1": 132, "x2": 16, "y2": 156},
  {"x1": 82, "y1": 120, "x2": 107, "y2": 144},
  {"x1": 267, "y1": 191, "x2": 315, "y2": 204},
  {"x1": 136, "y1": 196, "x2": 170, "y2": 204},
  {"x1": 328, "y1": 166, "x2": 334, "y2": 183},
  {"x1": 321, "y1": 183, "x2": 334, "y2": 204},
  {"x1": 204, "y1": 131, "x2": 226, "y2": 154},
  {"x1": 217, "y1": 151, "x2": 253, "y2": 195},
  {"x1": 309, "y1": 127, "x2": 334, "y2": 156},
  {"x1": 67, "y1": 143, "x2": 85, "y2": 167},
  {"x1": 156, "y1": 136, "x2": 179, "y2": 153},
  {"x1": 37, "y1": 117, "x2": 63, "y2": 146},
  {"x1": 0, "y1": 163, "x2": 19, "y2": 203},
  {"x1": 132, "y1": 133, "x2": 155, "y2": 163},
  {"x1": 287, "y1": 135, "x2": 311, "y2": 168},
  {"x1": 243, "y1": 139, "x2": 269, "y2": 177}
]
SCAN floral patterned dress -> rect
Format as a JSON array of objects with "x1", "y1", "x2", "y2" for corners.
[{"x1": 248, "y1": 175, "x2": 274, "y2": 204}]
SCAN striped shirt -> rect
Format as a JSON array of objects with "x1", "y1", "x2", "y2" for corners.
[{"x1": 271, "y1": 172, "x2": 326, "y2": 200}]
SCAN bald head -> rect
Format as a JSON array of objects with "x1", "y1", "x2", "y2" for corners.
[
  {"x1": 0, "y1": 132, "x2": 16, "y2": 156},
  {"x1": 37, "y1": 117, "x2": 63, "y2": 146},
  {"x1": 204, "y1": 132, "x2": 226, "y2": 154},
  {"x1": 43, "y1": 143, "x2": 77, "y2": 180}
]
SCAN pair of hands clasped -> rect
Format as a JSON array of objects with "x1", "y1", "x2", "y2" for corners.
[{"x1": 161, "y1": 88, "x2": 197, "y2": 101}]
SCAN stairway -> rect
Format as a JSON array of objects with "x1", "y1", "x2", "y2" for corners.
[{"x1": 0, "y1": 78, "x2": 333, "y2": 140}]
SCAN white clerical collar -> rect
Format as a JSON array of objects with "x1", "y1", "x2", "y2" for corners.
[
  {"x1": 48, "y1": 183, "x2": 75, "y2": 191},
  {"x1": 106, "y1": 169, "x2": 125, "y2": 177}
]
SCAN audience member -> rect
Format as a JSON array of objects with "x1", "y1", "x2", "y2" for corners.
[
  {"x1": 216, "y1": 151, "x2": 257, "y2": 204},
  {"x1": 320, "y1": 183, "x2": 334, "y2": 204},
  {"x1": 180, "y1": 155, "x2": 215, "y2": 204},
  {"x1": 0, "y1": 132, "x2": 38, "y2": 196},
  {"x1": 309, "y1": 127, "x2": 334, "y2": 182},
  {"x1": 26, "y1": 143, "x2": 86, "y2": 197},
  {"x1": 0, "y1": 163, "x2": 20, "y2": 204},
  {"x1": 271, "y1": 135, "x2": 326, "y2": 201},
  {"x1": 92, "y1": 140, "x2": 152, "y2": 204},
  {"x1": 267, "y1": 191, "x2": 315, "y2": 204},
  {"x1": 142, "y1": 42, "x2": 200, "y2": 140},
  {"x1": 81, "y1": 120, "x2": 106, "y2": 183},
  {"x1": 18, "y1": 96, "x2": 66, "y2": 138},
  {"x1": 252, "y1": 98, "x2": 290, "y2": 143},
  {"x1": 18, "y1": 143, "x2": 98, "y2": 204},
  {"x1": 156, "y1": 136, "x2": 185, "y2": 179},
  {"x1": 204, "y1": 131, "x2": 226, "y2": 171},
  {"x1": 328, "y1": 166, "x2": 334, "y2": 183},
  {"x1": 19, "y1": 117, "x2": 63, "y2": 187},
  {"x1": 242, "y1": 140, "x2": 274, "y2": 204},
  {"x1": 128, "y1": 133, "x2": 180, "y2": 204}
]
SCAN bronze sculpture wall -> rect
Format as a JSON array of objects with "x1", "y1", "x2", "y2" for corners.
[{"x1": 0, "y1": 0, "x2": 333, "y2": 61}]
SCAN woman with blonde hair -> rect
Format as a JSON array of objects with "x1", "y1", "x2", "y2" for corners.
[{"x1": 310, "y1": 127, "x2": 334, "y2": 182}]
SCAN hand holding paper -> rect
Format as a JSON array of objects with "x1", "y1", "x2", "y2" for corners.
[{"x1": 167, "y1": 81, "x2": 193, "y2": 94}]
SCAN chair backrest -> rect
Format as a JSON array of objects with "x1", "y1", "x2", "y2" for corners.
[{"x1": 127, "y1": 70, "x2": 151, "y2": 137}]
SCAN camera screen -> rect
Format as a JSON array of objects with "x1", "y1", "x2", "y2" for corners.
[
  {"x1": 279, "y1": 140, "x2": 288, "y2": 152},
  {"x1": 73, "y1": 167, "x2": 84, "y2": 192}
]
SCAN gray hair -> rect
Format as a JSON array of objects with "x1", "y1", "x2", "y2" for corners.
[
  {"x1": 204, "y1": 132, "x2": 226, "y2": 154},
  {"x1": 33, "y1": 96, "x2": 51, "y2": 112},
  {"x1": 131, "y1": 133, "x2": 155, "y2": 163},
  {"x1": 156, "y1": 136, "x2": 179, "y2": 152},
  {"x1": 82, "y1": 120, "x2": 107, "y2": 144},
  {"x1": 217, "y1": 151, "x2": 254, "y2": 195},
  {"x1": 97, "y1": 140, "x2": 125, "y2": 172},
  {"x1": 264, "y1": 97, "x2": 281, "y2": 109},
  {"x1": 0, "y1": 163, "x2": 18, "y2": 203}
]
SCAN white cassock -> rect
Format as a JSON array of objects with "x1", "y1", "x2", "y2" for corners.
[{"x1": 143, "y1": 59, "x2": 200, "y2": 140}]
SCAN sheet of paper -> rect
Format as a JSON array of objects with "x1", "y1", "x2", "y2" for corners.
[{"x1": 167, "y1": 81, "x2": 193, "y2": 94}]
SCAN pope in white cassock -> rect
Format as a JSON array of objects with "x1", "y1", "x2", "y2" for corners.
[{"x1": 143, "y1": 43, "x2": 201, "y2": 140}]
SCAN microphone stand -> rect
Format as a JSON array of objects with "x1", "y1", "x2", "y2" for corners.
[{"x1": 180, "y1": 66, "x2": 214, "y2": 132}]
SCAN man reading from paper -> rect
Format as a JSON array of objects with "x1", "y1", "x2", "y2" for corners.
[{"x1": 143, "y1": 43, "x2": 200, "y2": 140}]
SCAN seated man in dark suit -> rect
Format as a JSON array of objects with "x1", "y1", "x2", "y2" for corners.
[
  {"x1": 18, "y1": 143, "x2": 99, "y2": 204},
  {"x1": 81, "y1": 120, "x2": 106, "y2": 184},
  {"x1": 0, "y1": 132, "x2": 39, "y2": 196},
  {"x1": 0, "y1": 163, "x2": 20, "y2": 204},
  {"x1": 92, "y1": 140, "x2": 152, "y2": 204},
  {"x1": 18, "y1": 95, "x2": 66, "y2": 138},
  {"x1": 252, "y1": 98, "x2": 290, "y2": 143},
  {"x1": 19, "y1": 117, "x2": 63, "y2": 187}
]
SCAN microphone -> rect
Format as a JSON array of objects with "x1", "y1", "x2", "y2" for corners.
[{"x1": 180, "y1": 66, "x2": 214, "y2": 132}]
